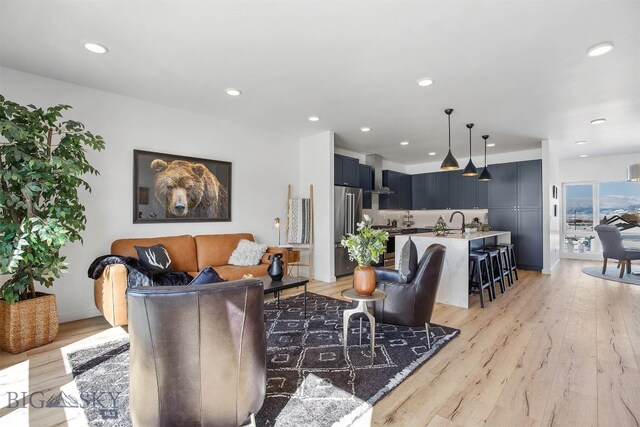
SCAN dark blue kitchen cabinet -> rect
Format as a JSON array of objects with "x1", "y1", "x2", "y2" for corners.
[
  {"x1": 447, "y1": 170, "x2": 462, "y2": 209},
  {"x1": 411, "y1": 173, "x2": 427, "y2": 209},
  {"x1": 380, "y1": 170, "x2": 411, "y2": 210},
  {"x1": 460, "y1": 175, "x2": 489, "y2": 209},
  {"x1": 488, "y1": 162, "x2": 517, "y2": 208},
  {"x1": 425, "y1": 173, "x2": 437, "y2": 209},
  {"x1": 517, "y1": 160, "x2": 542, "y2": 209},
  {"x1": 517, "y1": 208, "x2": 543, "y2": 270},
  {"x1": 477, "y1": 180, "x2": 488, "y2": 208},
  {"x1": 359, "y1": 164, "x2": 373, "y2": 209},
  {"x1": 488, "y1": 159, "x2": 543, "y2": 271},
  {"x1": 334, "y1": 154, "x2": 360, "y2": 187},
  {"x1": 434, "y1": 172, "x2": 449, "y2": 209}
]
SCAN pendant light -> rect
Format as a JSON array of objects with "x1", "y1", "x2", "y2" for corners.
[
  {"x1": 462, "y1": 123, "x2": 478, "y2": 176},
  {"x1": 440, "y1": 108, "x2": 459, "y2": 170},
  {"x1": 478, "y1": 135, "x2": 493, "y2": 181}
]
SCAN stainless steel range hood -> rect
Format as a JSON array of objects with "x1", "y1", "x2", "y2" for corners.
[{"x1": 365, "y1": 154, "x2": 394, "y2": 194}]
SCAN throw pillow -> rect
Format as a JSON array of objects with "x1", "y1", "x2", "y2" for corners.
[
  {"x1": 397, "y1": 237, "x2": 418, "y2": 283},
  {"x1": 134, "y1": 244, "x2": 174, "y2": 274},
  {"x1": 189, "y1": 267, "x2": 226, "y2": 285},
  {"x1": 228, "y1": 239, "x2": 268, "y2": 266}
]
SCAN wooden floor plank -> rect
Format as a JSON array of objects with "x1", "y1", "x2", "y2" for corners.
[{"x1": 2, "y1": 259, "x2": 640, "y2": 426}]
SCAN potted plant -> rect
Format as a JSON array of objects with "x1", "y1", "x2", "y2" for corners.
[
  {"x1": 0, "y1": 95, "x2": 104, "y2": 353},
  {"x1": 340, "y1": 215, "x2": 388, "y2": 295}
]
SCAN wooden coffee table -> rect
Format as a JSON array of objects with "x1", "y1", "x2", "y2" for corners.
[{"x1": 258, "y1": 275, "x2": 309, "y2": 317}]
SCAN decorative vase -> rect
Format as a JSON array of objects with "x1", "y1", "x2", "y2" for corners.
[
  {"x1": 0, "y1": 292, "x2": 59, "y2": 354},
  {"x1": 433, "y1": 215, "x2": 450, "y2": 237},
  {"x1": 267, "y1": 253, "x2": 284, "y2": 281},
  {"x1": 353, "y1": 265, "x2": 376, "y2": 295}
]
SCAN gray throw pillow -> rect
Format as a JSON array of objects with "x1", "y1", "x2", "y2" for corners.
[
  {"x1": 228, "y1": 239, "x2": 268, "y2": 266},
  {"x1": 397, "y1": 237, "x2": 418, "y2": 283}
]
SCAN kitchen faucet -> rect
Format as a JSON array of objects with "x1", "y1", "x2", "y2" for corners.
[{"x1": 450, "y1": 211, "x2": 465, "y2": 233}]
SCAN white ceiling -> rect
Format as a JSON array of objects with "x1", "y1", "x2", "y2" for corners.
[{"x1": 1, "y1": 1, "x2": 639, "y2": 163}]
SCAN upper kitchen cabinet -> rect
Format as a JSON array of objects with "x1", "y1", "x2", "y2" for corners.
[
  {"x1": 488, "y1": 162, "x2": 518, "y2": 208},
  {"x1": 358, "y1": 163, "x2": 373, "y2": 209},
  {"x1": 434, "y1": 172, "x2": 449, "y2": 209},
  {"x1": 517, "y1": 159, "x2": 542, "y2": 209},
  {"x1": 447, "y1": 170, "x2": 462, "y2": 209},
  {"x1": 460, "y1": 175, "x2": 488, "y2": 209},
  {"x1": 411, "y1": 173, "x2": 427, "y2": 210},
  {"x1": 380, "y1": 170, "x2": 411, "y2": 210},
  {"x1": 334, "y1": 154, "x2": 359, "y2": 187}
]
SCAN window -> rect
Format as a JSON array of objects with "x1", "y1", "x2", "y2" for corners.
[
  {"x1": 562, "y1": 180, "x2": 640, "y2": 257},
  {"x1": 599, "y1": 181, "x2": 640, "y2": 224},
  {"x1": 564, "y1": 184, "x2": 594, "y2": 231}
]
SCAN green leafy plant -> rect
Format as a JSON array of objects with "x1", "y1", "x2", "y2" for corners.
[
  {"x1": 0, "y1": 95, "x2": 105, "y2": 303},
  {"x1": 340, "y1": 215, "x2": 388, "y2": 267}
]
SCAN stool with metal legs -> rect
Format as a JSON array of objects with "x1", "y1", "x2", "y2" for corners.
[{"x1": 341, "y1": 288, "x2": 387, "y2": 365}]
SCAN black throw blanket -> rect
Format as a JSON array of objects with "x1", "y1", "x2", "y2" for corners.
[{"x1": 88, "y1": 255, "x2": 193, "y2": 288}]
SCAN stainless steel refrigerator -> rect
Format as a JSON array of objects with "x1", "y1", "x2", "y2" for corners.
[{"x1": 334, "y1": 186, "x2": 363, "y2": 277}]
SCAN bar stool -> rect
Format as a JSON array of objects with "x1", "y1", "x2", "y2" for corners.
[
  {"x1": 496, "y1": 243, "x2": 518, "y2": 281},
  {"x1": 469, "y1": 252, "x2": 494, "y2": 308},
  {"x1": 478, "y1": 248, "x2": 505, "y2": 294},
  {"x1": 485, "y1": 246, "x2": 513, "y2": 288}
]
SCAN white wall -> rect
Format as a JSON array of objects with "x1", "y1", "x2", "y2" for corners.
[
  {"x1": 560, "y1": 152, "x2": 640, "y2": 183},
  {"x1": 404, "y1": 147, "x2": 542, "y2": 175},
  {"x1": 0, "y1": 67, "x2": 299, "y2": 322},
  {"x1": 542, "y1": 140, "x2": 561, "y2": 274},
  {"x1": 299, "y1": 132, "x2": 335, "y2": 282}
]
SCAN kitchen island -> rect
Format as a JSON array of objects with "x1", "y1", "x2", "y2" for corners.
[{"x1": 394, "y1": 231, "x2": 511, "y2": 308}]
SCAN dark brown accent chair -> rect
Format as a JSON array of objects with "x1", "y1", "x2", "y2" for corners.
[
  {"x1": 373, "y1": 243, "x2": 447, "y2": 348},
  {"x1": 127, "y1": 279, "x2": 266, "y2": 426},
  {"x1": 594, "y1": 224, "x2": 640, "y2": 278}
]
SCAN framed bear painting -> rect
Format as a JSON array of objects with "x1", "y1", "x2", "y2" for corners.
[{"x1": 133, "y1": 150, "x2": 232, "y2": 223}]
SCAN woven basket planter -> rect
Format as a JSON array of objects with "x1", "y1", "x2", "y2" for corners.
[{"x1": 0, "y1": 292, "x2": 59, "y2": 354}]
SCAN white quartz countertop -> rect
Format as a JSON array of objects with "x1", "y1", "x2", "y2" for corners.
[{"x1": 403, "y1": 230, "x2": 511, "y2": 241}]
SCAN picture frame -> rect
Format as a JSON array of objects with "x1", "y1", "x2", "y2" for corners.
[{"x1": 133, "y1": 150, "x2": 232, "y2": 223}]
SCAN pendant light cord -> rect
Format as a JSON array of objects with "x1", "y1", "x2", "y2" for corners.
[{"x1": 448, "y1": 114, "x2": 451, "y2": 149}]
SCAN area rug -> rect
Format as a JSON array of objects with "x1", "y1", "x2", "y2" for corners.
[
  {"x1": 66, "y1": 292, "x2": 459, "y2": 426},
  {"x1": 582, "y1": 266, "x2": 640, "y2": 285}
]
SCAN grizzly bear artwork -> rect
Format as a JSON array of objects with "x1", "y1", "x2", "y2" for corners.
[{"x1": 150, "y1": 159, "x2": 229, "y2": 219}]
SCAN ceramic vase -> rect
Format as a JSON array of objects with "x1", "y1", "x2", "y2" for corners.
[
  {"x1": 267, "y1": 253, "x2": 284, "y2": 281},
  {"x1": 353, "y1": 265, "x2": 376, "y2": 295}
]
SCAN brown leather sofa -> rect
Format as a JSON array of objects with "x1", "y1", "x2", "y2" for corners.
[
  {"x1": 94, "y1": 233, "x2": 288, "y2": 326},
  {"x1": 128, "y1": 279, "x2": 266, "y2": 426}
]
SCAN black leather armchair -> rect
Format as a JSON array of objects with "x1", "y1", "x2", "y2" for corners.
[
  {"x1": 127, "y1": 279, "x2": 266, "y2": 427},
  {"x1": 595, "y1": 224, "x2": 640, "y2": 278},
  {"x1": 373, "y1": 243, "x2": 447, "y2": 348}
]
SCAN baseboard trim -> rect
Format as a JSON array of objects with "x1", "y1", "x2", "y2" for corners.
[
  {"x1": 58, "y1": 308, "x2": 102, "y2": 324},
  {"x1": 542, "y1": 258, "x2": 561, "y2": 275},
  {"x1": 313, "y1": 274, "x2": 335, "y2": 283}
]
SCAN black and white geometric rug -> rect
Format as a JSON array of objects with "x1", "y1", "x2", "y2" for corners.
[{"x1": 67, "y1": 292, "x2": 459, "y2": 426}]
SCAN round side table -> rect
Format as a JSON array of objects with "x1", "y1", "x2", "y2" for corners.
[{"x1": 341, "y1": 288, "x2": 387, "y2": 365}]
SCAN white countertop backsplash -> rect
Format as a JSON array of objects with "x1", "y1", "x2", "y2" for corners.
[{"x1": 363, "y1": 208, "x2": 489, "y2": 229}]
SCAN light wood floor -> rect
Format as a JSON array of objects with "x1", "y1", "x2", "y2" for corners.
[{"x1": 2, "y1": 259, "x2": 640, "y2": 426}]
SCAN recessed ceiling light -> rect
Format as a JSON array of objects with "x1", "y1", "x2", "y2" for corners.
[
  {"x1": 428, "y1": 152, "x2": 436, "y2": 156},
  {"x1": 84, "y1": 42, "x2": 108, "y2": 54},
  {"x1": 587, "y1": 41, "x2": 614, "y2": 57},
  {"x1": 580, "y1": 154, "x2": 589, "y2": 158},
  {"x1": 225, "y1": 88, "x2": 242, "y2": 96},
  {"x1": 417, "y1": 78, "x2": 434, "y2": 87},
  {"x1": 590, "y1": 118, "x2": 606, "y2": 125},
  {"x1": 400, "y1": 141, "x2": 409, "y2": 146},
  {"x1": 486, "y1": 143, "x2": 496, "y2": 147},
  {"x1": 308, "y1": 116, "x2": 320, "y2": 122},
  {"x1": 575, "y1": 140, "x2": 587, "y2": 145},
  {"x1": 360, "y1": 127, "x2": 371, "y2": 132}
]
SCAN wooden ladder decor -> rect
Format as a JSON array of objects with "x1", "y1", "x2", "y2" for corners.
[{"x1": 285, "y1": 184, "x2": 313, "y2": 280}]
